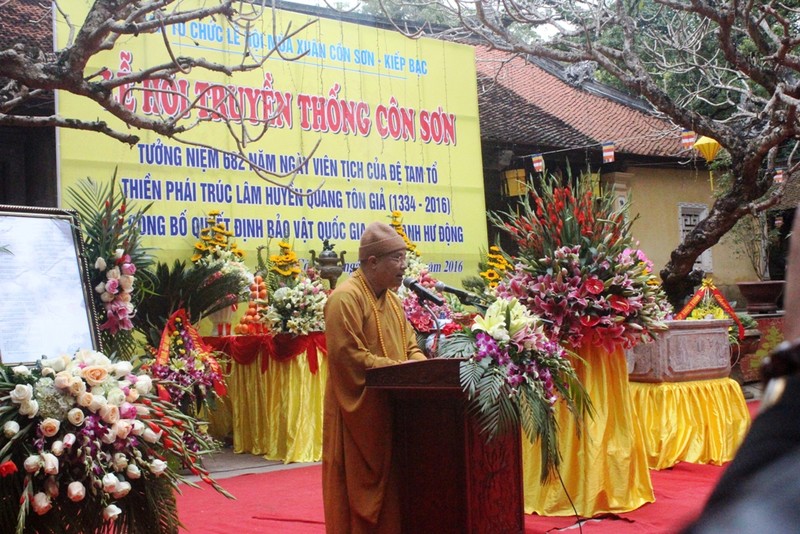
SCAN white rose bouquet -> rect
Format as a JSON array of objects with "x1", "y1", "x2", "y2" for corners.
[
  {"x1": 261, "y1": 277, "x2": 328, "y2": 336},
  {"x1": 0, "y1": 349, "x2": 231, "y2": 534}
]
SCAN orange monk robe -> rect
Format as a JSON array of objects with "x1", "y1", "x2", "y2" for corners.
[{"x1": 322, "y1": 272, "x2": 426, "y2": 534}]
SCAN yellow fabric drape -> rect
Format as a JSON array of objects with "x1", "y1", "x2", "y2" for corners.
[
  {"x1": 203, "y1": 394, "x2": 233, "y2": 440},
  {"x1": 629, "y1": 378, "x2": 750, "y2": 470},
  {"x1": 523, "y1": 344, "x2": 654, "y2": 517},
  {"x1": 229, "y1": 349, "x2": 328, "y2": 463}
]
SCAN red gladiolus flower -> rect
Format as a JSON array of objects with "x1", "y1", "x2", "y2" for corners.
[
  {"x1": 609, "y1": 295, "x2": 631, "y2": 313},
  {"x1": 157, "y1": 385, "x2": 171, "y2": 402},
  {"x1": 0, "y1": 461, "x2": 18, "y2": 476}
]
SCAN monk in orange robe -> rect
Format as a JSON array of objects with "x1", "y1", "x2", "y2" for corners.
[{"x1": 322, "y1": 222, "x2": 426, "y2": 533}]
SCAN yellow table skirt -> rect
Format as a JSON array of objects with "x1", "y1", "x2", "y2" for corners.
[
  {"x1": 228, "y1": 349, "x2": 328, "y2": 463},
  {"x1": 523, "y1": 344, "x2": 654, "y2": 517},
  {"x1": 204, "y1": 395, "x2": 233, "y2": 441},
  {"x1": 629, "y1": 378, "x2": 750, "y2": 470}
]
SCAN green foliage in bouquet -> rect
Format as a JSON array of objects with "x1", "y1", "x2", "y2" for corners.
[
  {"x1": 438, "y1": 298, "x2": 591, "y2": 481},
  {"x1": 67, "y1": 171, "x2": 154, "y2": 360},
  {"x1": 490, "y1": 174, "x2": 670, "y2": 351},
  {"x1": 133, "y1": 261, "x2": 251, "y2": 347}
]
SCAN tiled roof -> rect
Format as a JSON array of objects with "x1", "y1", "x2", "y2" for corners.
[
  {"x1": 0, "y1": 0, "x2": 52, "y2": 53},
  {"x1": 475, "y1": 47, "x2": 685, "y2": 159},
  {"x1": 477, "y1": 74, "x2": 596, "y2": 149}
]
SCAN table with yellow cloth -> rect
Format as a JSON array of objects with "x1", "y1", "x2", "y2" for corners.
[
  {"x1": 523, "y1": 344, "x2": 654, "y2": 517},
  {"x1": 203, "y1": 333, "x2": 327, "y2": 463},
  {"x1": 629, "y1": 377, "x2": 750, "y2": 470}
]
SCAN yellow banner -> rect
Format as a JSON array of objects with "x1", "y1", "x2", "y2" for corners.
[{"x1": 56, "y1": 4, "x2": 486, "y2": 283}]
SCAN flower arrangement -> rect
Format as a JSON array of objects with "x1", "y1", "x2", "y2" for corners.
[
  {"x1": 676, "y1": 278, "x2": 746, "y2": 342},
  {"x1": 189, "y1": 210, "x2": 253, "y2": 324},
  {"x1": 133, "y1": 259, "x2": 253, "y2": 347},
  {"x1": 260, "y1": 275, "x2": 328, "y2": 336},
  {"x1": 145, "y1": 310, "x2": 227, "y2": 416},
  {"x1": 438, "y1": 297, "x2": 589, "y2": 480},
  {"x1": 387, "y1": 211, "x2": 459, "y2": 336},
  {"x1": 0, "y1": 349, "x2": 230, "y2": 534},
  {"x1": 401, "y1": 270, "x2": 459, "y2": 334},
  {"x1": 67, "y1": 173, "x2": 154, "y2": 359},
  {"x1": 267, "y1": 241, "x2": 302, "y2": 279},
  {"x1": 480, "y1": 245, "x2": 512, "y2": 289},
  {"x1": 252, "y1": 240, "x2": 327, "y2": 336},
  {"x1": 191, "y1": 210, "x2": 244, "y2": 264},
  {"x1": 389, "y1": 210, "x2": 418, "y2": 257},
  {"x1": 93, "y1": 250, "x2": 137, "y2": 335},
  {"x1": 491, "y1": 176, "x2": 670, "y2": 351}
]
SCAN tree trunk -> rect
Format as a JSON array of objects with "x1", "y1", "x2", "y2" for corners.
[{"x1": 660, "y1": 161, "x2": 774, "y2": 309}]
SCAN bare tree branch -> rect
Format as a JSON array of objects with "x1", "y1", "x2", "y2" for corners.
[
  {"x1": 357, "y1": 0, "x2": 800, "y2": 302},
  {"x1": 0, "y1": 0, "x2": 324, "y2": 189}
]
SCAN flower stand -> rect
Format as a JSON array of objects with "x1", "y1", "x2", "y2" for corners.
[
  {"x1": 626, "y1": 319, "x2": 750, "y2": 469},
  {"x1": 522, "y1": 344, "x2": 654, "y2": 517},
  {"x1": 205, "y1": 332, "x2": 328, "y2": 463}
]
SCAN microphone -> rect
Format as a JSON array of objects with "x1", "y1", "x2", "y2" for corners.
[
  {"x1": 402, "y1": 277, "x2": 445, "y2": 306},
  {"x1": 434, "y1": 281, "x2": 475, "y2": 302}
]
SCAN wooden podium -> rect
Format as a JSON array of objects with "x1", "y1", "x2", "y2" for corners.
[{"x1": 367, "y1": 358, "x2": 523, "y2": 534}]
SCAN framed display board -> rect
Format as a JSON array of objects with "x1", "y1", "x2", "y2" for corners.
[{"x1": 0, "y1": 205, "x2": 101, "y2": 364}]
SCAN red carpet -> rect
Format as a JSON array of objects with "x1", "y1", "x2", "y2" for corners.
[
  {"x1": 524, "y1": 462, "x2": 724, "y2": 533},
  {"x1": 177, "y1": 400, "x2": 758, "y2": 533},
  {"x1": 177, "y1": 462, "x2": 723, "y2": 533},
  {"x1": 177, "y1": 466, "x2": 326, "y2": 533}
]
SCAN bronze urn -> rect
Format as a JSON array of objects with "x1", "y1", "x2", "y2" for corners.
[{"x1": 310, "y1": 239, "x2": 347, "y2": 289}]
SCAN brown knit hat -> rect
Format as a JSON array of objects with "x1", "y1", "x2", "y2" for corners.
[{"x1": 359, "y1": 222, "x2": 406, "y2": 261}]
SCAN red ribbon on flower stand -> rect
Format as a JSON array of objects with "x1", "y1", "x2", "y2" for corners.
[{"x1": 675, "y1": 278, "x2": 745, "y2": 340}]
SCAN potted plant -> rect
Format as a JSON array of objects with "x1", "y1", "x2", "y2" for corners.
[
  {"x1": 728, "y1": 312, "x2": 762, "y2": 382},
  {"x1": 728, "y1": 212, "x2": 785, "y2": 313}
]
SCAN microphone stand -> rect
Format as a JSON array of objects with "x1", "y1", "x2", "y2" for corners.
[
  {"x1": 458, "y1": 294, "x2": 489, "y2": 315},
  {"x1": 420, "y1": 300, "x2": 442, "y2": 359}
]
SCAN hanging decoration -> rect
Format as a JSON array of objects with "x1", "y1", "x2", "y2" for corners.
[
  {"x1": 693, "y1": 136, "x2": 721, "y2": 189},
  {"x1": 774, "y1": 168, "x2": 786, "y2": 184},
  {"x1": 532, "y1": 154, "x2": 544, "y2": 172},
  {"x1": 516, "y1": 127, "x2": 708, "y2": 167},
  {"x1": 675, "y1": 278, "x2": 745, "y2": 340},
  {"x1": 602, "y1": 142, "x2": 615, "y2": 163},
  {"x1": 681, "y1": 129, "x2": 697, "y2": 150}
]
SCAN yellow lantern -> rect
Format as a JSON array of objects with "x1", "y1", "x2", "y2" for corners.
[{"x1": 693, "y1": 136, "x2": 721, "y2": 188}]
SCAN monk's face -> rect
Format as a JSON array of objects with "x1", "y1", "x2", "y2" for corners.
[{"x1": 372, "y1": 250, "x2": 407, "y2": 291}]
